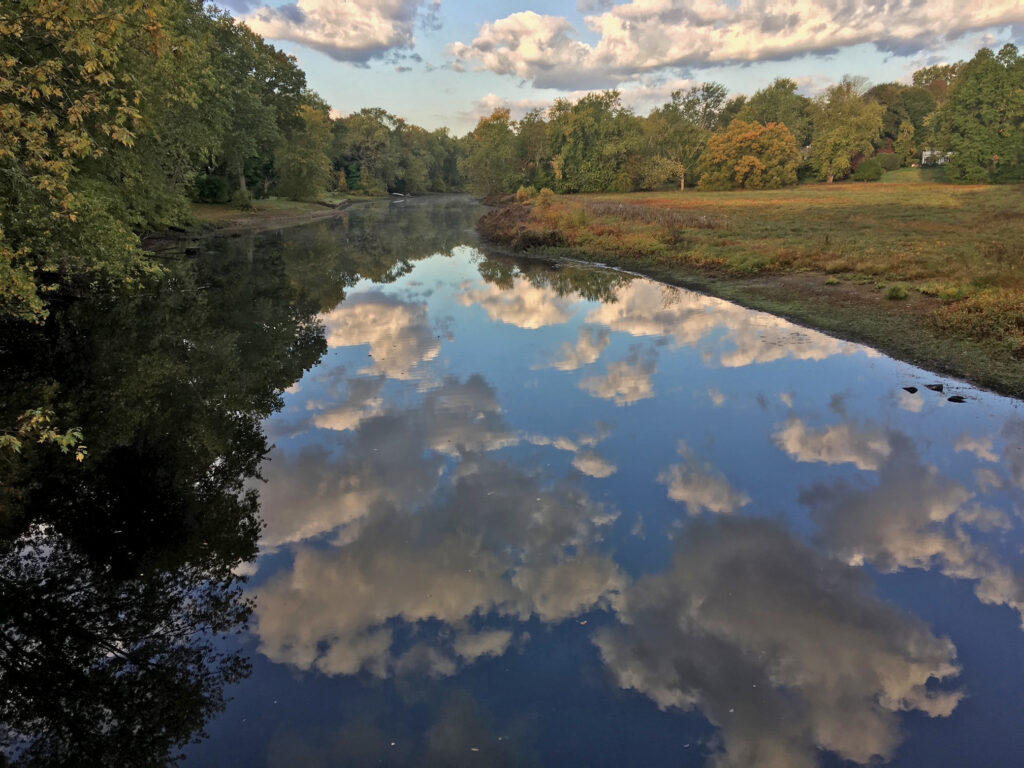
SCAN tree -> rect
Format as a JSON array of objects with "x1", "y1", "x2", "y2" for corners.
[
  {"x1": 895, "y1": 121, "x2": 917, "y2": 165},
  {"x1": 737, "y1": 78, "x2": 812, "y2": 146},
  {"x1": 935, "y1": 45, "x2": 1024, "y2": 183},
  {"x1": 547, "y1": 91, "x2": 642, "y2": 193},
  {"x1": 275, "y1": 103, "x2": 333, "y2": 200},
  {"x1": 0, "y1": 0, "x2": 163, "y2": 322},
  {"x1": 0, "y1": 0, "x2": 319, "y2": 324},
  {"x1": 667, "y1": 82, "x2": 730, "y2": 131},
  {"x1": 866, "y1": 83, "x2": 937, "y2": 149},
  {"x1": 648, "y1": 83, "x2": 730, "y2": 189},
  {"x1": 698, "y1": 120, "x2": 801, "y2": 190},
  {"x1": 513, "y1": 108, "x2": 554, "y2": 190},
  {"x1": 334, "y1": 108, "x2": 402, "y2": 195},
  {"x1": 913, "y1": 62, "x2": 963, "y2": 104},
  {"x1": 460, "y1": 108, "x2": 517, "y2": 195},
  {"x1": 207, "y1": 15, "x2": 306, "y2": 200},
  {"x1": 809, "y1": 79, "x2": 885, "y2": 183}
]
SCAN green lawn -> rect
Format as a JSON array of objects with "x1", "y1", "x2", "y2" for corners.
[
  {"x1": 190, "y1": 197, "x2": 328, "y2": 226},
  {"x1": 878, "y1": 167, "x2": 948, "y2": 184}
]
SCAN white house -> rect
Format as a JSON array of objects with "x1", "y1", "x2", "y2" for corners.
[{"x1": 921, "y1": 149, "x2": 952, "y2": 166}]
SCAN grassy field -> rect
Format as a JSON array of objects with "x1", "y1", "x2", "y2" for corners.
[{"x1": 480, "y1": 181, "x2": 1024, "y2": 397}]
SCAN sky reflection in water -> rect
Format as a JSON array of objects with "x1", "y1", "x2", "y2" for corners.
[{"x1": 191, "y1": 199, "x2": 1024, "y2": 768}]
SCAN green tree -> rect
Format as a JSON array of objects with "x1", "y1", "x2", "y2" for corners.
[
  {"x1": 647, "y1": 83, "x2": 730, "y2": 189},
  {"x1": 737, "y1": 78, "x2": 812, "y2": 145},
  {"x1": 513, "y1": 108, "x2": 554, "y2": 190},
  {"x1": 895, "y1": 121, "x2": 917, "y2": 165},
  {"x1": 0, "y1": 0, "x2": 163, "y2": 322},
  {"x1": 809, "y1": 78, "x2": 885, "y2": 183},
  {"x1": 548, "y1": 91, "x2": 642, "y2": 193},
  {"x1": 667, "y1": 82, "x2": 730, "y2": 130},
  {"x1": 0, "y1": 0, "x2": 319, "y2": 324},
  {"x1": 866, "y1": 83, "x2": 937, "y2": 149},
  {"x1": 334, "y1": 108, "x2": 402, "y2": 195},
  {"x1": 207, "y1": 15, "x2": 306, "y2": 199},
  {"x1": 913, "y1": 62, "x2": 963, "y2": 104},
  {"x1": 935, "y1": 45, "x2": 1024, "y2": 183},
  {"x1": 275, "y1": 103, "x2": 333, "y2": 200},
  {"x1": 460, "y1": 108, "x2": 517, "y2": 195},
  {"x1": 698, "y1": 120, "x2": 801, "y2": 190}
]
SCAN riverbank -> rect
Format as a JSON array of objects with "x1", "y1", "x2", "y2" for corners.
[
  {"x1": 478, "y1": 183, "x2": 1024, "y2": 399},
  {"x1": 141, "y1": 195, "x2": 391, "y2": 251}
]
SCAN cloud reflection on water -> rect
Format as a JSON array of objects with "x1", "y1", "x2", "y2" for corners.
[
  {"x1": 245, "y1": 242, "x2": 1024, "y2": 768},
  {"x1": 595, "y1": 516, "x2": 961, "y2": 768}
]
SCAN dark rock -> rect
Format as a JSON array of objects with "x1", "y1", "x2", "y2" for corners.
[
  {"x1": 903, "y1": 386, "x2": 918, "y2": 394},
  {"x1": 947, "y1": 395, "x2": 966, "y2": 403},
  {"x1": 925, "y1": 384, "x2": 944, "y2": 393}
]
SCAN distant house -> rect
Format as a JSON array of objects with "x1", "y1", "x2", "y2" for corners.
[{"x1": 921, "y1": 149, "x2": 952, "y2": 166}]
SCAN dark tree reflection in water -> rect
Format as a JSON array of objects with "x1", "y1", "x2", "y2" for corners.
[{"x1": 0, "y1": 197, "x2": 483, "y2": 764}]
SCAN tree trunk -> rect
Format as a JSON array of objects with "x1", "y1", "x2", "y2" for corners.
[
  {"x1": 680, "y1": 176, "x2": 686, "y2": 191},
  {"x1": 237, "y1": 168, "x2": 247, "y2": 194},
  {"x1": 827, "y1": 172, "x2": 834, "y2": 184}
]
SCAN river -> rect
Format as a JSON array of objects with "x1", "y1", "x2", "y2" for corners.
[{"x1": 2, "y1": 196, "x2": 1023, "y2": 767}]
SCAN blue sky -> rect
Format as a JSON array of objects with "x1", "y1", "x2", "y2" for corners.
[{"x1": 224, "y1": 0, "x2": 1024, "y2": 134}]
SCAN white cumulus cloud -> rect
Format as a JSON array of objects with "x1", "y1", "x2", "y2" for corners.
[
  {"x1": 247, "y1": 0, "x2": 438, "y2": 63},
  {"x1": 451, "y1": 1, "x2": 1024, "y2": 89}
]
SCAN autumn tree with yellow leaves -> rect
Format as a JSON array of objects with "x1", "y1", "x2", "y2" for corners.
[{"x1": 697, "y1": 120, "x2": 801, "y2": 190}]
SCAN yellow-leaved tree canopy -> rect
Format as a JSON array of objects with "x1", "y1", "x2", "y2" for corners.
[{"x1": 0, "y1": 0, "x2": 317, "y2": 323}]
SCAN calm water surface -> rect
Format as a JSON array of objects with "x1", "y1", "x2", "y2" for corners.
[{"x1": 3, "y1": 197, "x2": 1023, "y2": 767}]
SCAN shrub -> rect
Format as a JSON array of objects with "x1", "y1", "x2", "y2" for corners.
[
  {"x1": 515, "y1": 185, "x2": 537, "y2": 203},
  {"x1": 876, "y1": 153, "x2": 901, "y2": 171},
  {"x1": 931, "y1": 289, "x2": 1024, "y2": 353},
  {"x1": 232, "y1": 188, "x2": 253, "y2": 210},
  {"x1": 195, "y1": 174, "x2": 230, "y2": 204},
  {"x1": 536, "y1": 188, "x2": 555, "y2": 209},
  {"x1": 886, "y1": 284, "x2": 909, "y2": 300},
  {"x1": 853, "y1": 158, "x2": 884, "y2": 181}
]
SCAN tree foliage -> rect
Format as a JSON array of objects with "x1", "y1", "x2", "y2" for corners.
[
  {"x1": 461, "y1": 108, "x2": 517, "y2": 195},
  {"x1": 648, "y1": 83, "x2": 730, "y2": 188},
  {"x1": 0, "y1": 0, "x2": 166, "y2": 322},
  {"x1": 548, "y1": 91, "x2": 641, "y2": 193},
  {"x1": 698, "y1": 120, "x2": 801, "y2": 190},
  {"x1": 895, "y1": 121, "x2": 917, "y2": 165},
  {"x1": 332, "y1": 108, "x2": 461, "y2": 195},
  {"x1": 866, "y1": 82, "x2": 937, "y2": 147},
  {"x1": 913, "y1": 62, "x2": 963, "y2": 104},
  {"x1": 275, "y1": 103, "x2": 333, "y2": 200},
  {"x1": 736, "y1": 78, "x2": 812, "y2": 146},
  {"x1": 809, "y1": 79, "x2": 885, "y2": 183},
  {"x1": 935, "y1": 45, "x2": 1024, "y2": 183}
]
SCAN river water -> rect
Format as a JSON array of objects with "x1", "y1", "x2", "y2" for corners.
[{"x1": 3, "y1": 196, "x2": 1023, "y2": 767}]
